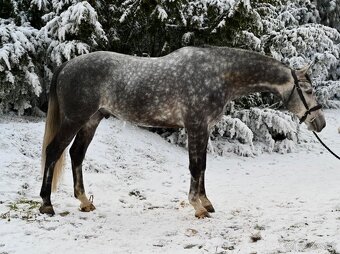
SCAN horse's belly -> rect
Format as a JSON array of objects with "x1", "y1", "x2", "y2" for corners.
[
  {"x1": 112, "y1": 106, "x2": 185, "y2": 128},
  {"x1": 143, "y1": 114, "x2": 185, "y2": 128}
]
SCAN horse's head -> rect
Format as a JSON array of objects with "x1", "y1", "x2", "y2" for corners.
[{"x1": 285, "y1": 65, "x2": 326, "y2": 132}]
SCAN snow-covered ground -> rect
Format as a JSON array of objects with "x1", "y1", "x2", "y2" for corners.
[{"x1": 0, "y1": 110, "x2": 339, "y2": 254}]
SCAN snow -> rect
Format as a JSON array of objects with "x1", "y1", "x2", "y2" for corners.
[
  {"x1": 240, "y1": 31, "x2": 261, "y2": 51},
  {"x1": 153, "y1": 5, "x2": 168, "y2": 21},
  {"x1": 25, "y1": 70, "x2": 41, "y2": 96},
  {"x1": 0, "y1": 21, "x2": 39, "y2": 70},
  {"x1": 182, "y1": 32, "x2": 194, "y2": 45},
  {"x1": 30, "y1": 0, "x2": 50, "y2": 11},
  {"x1": 49, "y1": 40, "x2": 90, "y2": 65},
  {"x1": 43, "y1": 1, "x2": 105, "y2": 42},
  {"x1": 0, "y1": 47, "x2": 11, "y2": 70},
  {"x1": 0, "y1": 110, "x2": 339, "y2": 253},
  {"x1": 317, "y1": 81, "x2": 340, "y2": 109}
]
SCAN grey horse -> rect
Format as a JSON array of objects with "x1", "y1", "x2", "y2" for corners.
[{"x1": 39, "y1": 46, "x2": 325, "y2": 218}]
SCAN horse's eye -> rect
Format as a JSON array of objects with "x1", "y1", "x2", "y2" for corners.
[{"x1": 305, "y1": 88, "x2": 313, "y2": 94}]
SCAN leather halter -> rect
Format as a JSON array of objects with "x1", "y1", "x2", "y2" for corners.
[
  {"x1": 286, "y1": 70, "x2": 322, "y2": 124},
  {"x1": 288, "y1": 71, "x2": 339, "y2": 160}
]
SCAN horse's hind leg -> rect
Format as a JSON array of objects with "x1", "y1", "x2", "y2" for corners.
[
  {"x1": 69, "y1": 111, "x2": 104, "y2": 212},
  {"x1": 40, "y1": 120, "x2": 83, "y2": 215},
  {"x1": 187, "y1": 124, "x2": 213, "y2": 218},
  {"x1": 198, "y1": 169, "x2": 215, "y2": 213}
]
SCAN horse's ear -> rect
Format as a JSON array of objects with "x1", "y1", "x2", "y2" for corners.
[{"x1": 298, "y1": 62, "x2": 312, "y2": 75}]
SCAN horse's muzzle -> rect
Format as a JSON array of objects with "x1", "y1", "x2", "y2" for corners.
[{"x1": 308, "y1": 115, "x2": 326, "y2": 133}]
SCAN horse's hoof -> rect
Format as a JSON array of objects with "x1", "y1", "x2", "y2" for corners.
[
  {"x1": 204, "y1": 205, "x2": 215, "y2": 213},
  {"x1": 195, "y1": 209, "x2": 210, "y2": 219},
  {"x1": 80, "y1": 203, "x2": 96, "y2": 212},
  {"x1": 39, "y1": 204, "x2": 55, "y2": 216}
]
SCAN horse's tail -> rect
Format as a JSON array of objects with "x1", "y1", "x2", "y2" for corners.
[{"x1": 41, "y1": 63, "x2": 67, "y2": 192}]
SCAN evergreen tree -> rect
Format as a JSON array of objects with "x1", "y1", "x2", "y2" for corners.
[
  {"x1": 41, "y1": 0, "x2": 107, "y2": 66},
  {"x1": 316, "y1": 0, "x2": 340, "y2": 32},
  {"x1": 0, "y1": 0, "x2": 339, "y2": 154},
  {"x1": 0, "y1": 14, "x2": 46, "y2": 114}
]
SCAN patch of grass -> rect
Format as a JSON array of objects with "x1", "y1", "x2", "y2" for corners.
[
  {"x1": 21, "y1": 199, "x2": 40, "y2": 209},
  {"x1": 8, "y1": 203, "x2": 18, "y2": 211},
  {"x1": 8, "y1": 198, "x2": 40, "y2": 211},
  {"x1": 59, "y1": 211, "x2": 70, "y2": 217},
  {"x1": 0, "y1": 198, "x2": 41, "y2": 222}
]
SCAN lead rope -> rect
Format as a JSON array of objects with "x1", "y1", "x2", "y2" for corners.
[{"x1": 312, "y1": 131, "x2": 340, "y2": 160}]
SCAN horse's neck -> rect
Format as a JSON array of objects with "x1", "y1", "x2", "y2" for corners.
[{"x1": 222, "y1": 57, "x2": 293, "y2": 100}]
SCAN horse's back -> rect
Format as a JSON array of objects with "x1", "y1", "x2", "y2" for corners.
[
  {"x1": 54, "y1": 48, "x2": 229, "y2": 127},
  {"x1": 55, "y1": 51, "x2": 187, "y2": 126}
]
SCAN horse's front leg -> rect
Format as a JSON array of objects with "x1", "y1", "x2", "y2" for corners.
[
  {"x1": 187, "y1": 125, "x2": 212, "y2": 218},
  {"x1": 198, "y1": 170, "x2": 215, "y2": 213}
]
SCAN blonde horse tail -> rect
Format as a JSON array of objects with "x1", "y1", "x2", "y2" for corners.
[{"x1": 41, "y1": 64, "x2": 67, "y2": 192}]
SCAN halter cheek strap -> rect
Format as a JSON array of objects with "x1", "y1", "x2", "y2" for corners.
[{"x1": 289, "y1": 70, "x2": 322, "y2": 124}]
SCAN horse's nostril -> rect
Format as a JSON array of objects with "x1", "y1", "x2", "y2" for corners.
[{"x1": 314, "y1": 118, "x2": 326, "y2": 132}]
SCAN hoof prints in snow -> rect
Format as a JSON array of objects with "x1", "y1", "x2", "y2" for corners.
[{"x1": 0, "y1": 111, "x2": 340, "y2": 253}]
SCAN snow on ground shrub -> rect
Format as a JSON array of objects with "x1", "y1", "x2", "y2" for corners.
[
  {"x1": 316, "y1": 81, "x2": 340, "y2": 109},
  {"x1": 255, "y1": 0, "x2": 340, "y2": 109},
  {"x1": 231, "y1": 108, "x2": 299, "y2": 154},
  {"x1": 316, "y1": 0, "x2": 340, "y2": 32},
  {"x1": 160, "y1": 107, "x2": 299, "y2": 157},
  {"x1": 266, "y1": 23, "x2": 340, "y2": 109},
  {"x1": 211, "y1": 115, "x2": 255, "y2": 157},
  {"x1": 265, "y1": 24, "x2": 340, "y2": 82}
]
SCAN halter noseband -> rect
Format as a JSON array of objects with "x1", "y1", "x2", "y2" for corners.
[{"x1": 286, "y1": 70, "x2": 322, "y2": 124}]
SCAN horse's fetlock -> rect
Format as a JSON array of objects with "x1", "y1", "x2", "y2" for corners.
[{"x1": 40, "y1": 189, "x2": 50, "y2": 200}]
